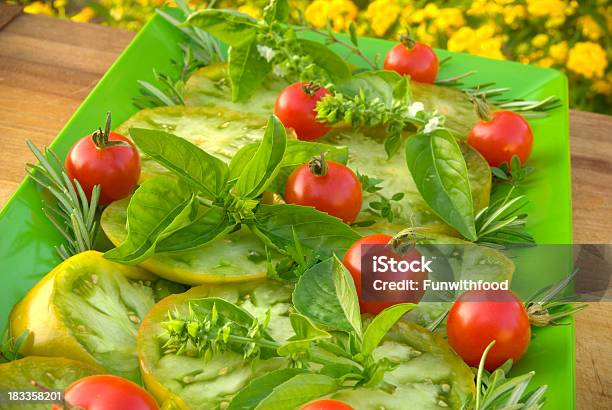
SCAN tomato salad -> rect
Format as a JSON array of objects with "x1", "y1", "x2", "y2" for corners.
[{"x1": 3, "y1": 1, "x2": 579, "y2": 410}]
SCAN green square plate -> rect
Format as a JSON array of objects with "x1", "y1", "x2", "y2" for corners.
[{"x1": 0, "y1": 11, "x2": 574, "y2": 409}]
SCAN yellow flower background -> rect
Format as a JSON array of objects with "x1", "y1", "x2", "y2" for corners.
[{"x1": 16, "y1": 0, "x2": 611, "y2": 114}]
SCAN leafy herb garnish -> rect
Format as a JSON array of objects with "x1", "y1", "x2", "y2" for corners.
[
  {"x1": 491, "y1": 155, "x2": 535, "y2": 186},
  {"x1": 134, "y1": 0, "x2": 223, "y2": 108},
  {"x1": 187, "y1": 0, "x2": 351, "y2": 101},
  {"x1": 105, "y1": 116, "x2": 360, "y2": 276},
  {"x1": 357, "y1": 171, "x2": 404, "y2": 223},
  {"x1": 26, "y1": 141, "x2": 100, "y2": 260}
]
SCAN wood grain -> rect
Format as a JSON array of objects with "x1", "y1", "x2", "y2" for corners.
[
  {"x1": 0, "y1": 3, "x2": 21, "y2": 30},
  {"x1": 0, "y1": 12, "x2": 610, "y2": 409}
]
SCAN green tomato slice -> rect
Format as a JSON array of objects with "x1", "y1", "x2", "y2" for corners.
[
  {"x1": 328, "y1": 320, "x2": 475, "y2": 409},
  {"x1": 138, "y1": 281, "x2": 294, "y2": 409},
  {"x1": 102, "y1": 101, "x2": 491, "y2": 283},
  {"x1": 0, "y1": 356, "x2": 103, "y2": 410},
  {"x1": 9, "y1": 251, "x2": 184, "y2": 383},
  {"x1": 139, "y1": 282, "x2": 475, "y2": 410},
  {"x1": 184, "y1": 64, "x2": 479, "y2": 139}
]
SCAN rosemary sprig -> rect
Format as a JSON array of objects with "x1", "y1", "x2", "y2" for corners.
[
  {"x1": 474, "y1": 186, "x2": 534, "y2": 247},
  {"x1": 525, "y1": 269, "x2": 588, "y2": 327},
  {"x1": 26, "y1": 141, "x2": 100, "y2": 260},
  {"x1": 474, "y1": 341, "x2": 547, "y2": 410},
  {"x1": 449, "y1": 80, "x2": 561, "y2": 118}
]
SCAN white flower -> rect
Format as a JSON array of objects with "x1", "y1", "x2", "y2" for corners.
[
  {"x1": 423, "y1": 117, "x2": 441, "y2": 134},
  {"x1": 273, "y1": 64, "x2": 286, "y2": 78},
  {"x1": 256, "y1": 45, "x2": 276, "y2": 63},
  {"x1": 407, "y1": 101, "x2": 425, "y2": 117}
]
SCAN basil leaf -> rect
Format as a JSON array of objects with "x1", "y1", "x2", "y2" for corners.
[
  {"x1": 253, "y1": 204, "x2": 360, "y2": 258},
  {"x1": 104, "y1": 176, "x2": 195, "y2": 263},
  {"x1": 361, "y1": 303, "x2": 415, "y2": 357},
  {"x1": 156, "y1": 205, "x2": 235, "y2": 252},
  {"x1": 235, "y1": 115, "x2": 287, "y2": 198},
  {"x1": 348, "y1": 22, "x2": 359, "y2": 47},
  {"x1": 130, "y1": 128, "x2": 229, "y2": 199},
  {"x1": 186, "y1": 9, "x2": 259, "y2": 48},
  {"x1": 384, "y1": 133, "x2": 402, "y2": 158},
  {"x1": 405, "y1": 129, "x2": 477, "y2": 240},
  {"x1": 229, "y1": 40, "x2": 272, "y2": 102},
  {"x1": 293, "y1": 256, "x2": 363, "y2": 337},
  {"x1": 277, "y1": 313, "x2": 331, "y2": 356},
  {"x1": 229, "y1": 140, "x2": 348, "y2": 181},
  {"x1": 298, "y1": 39, "x2": 351, "y2": 83},
  {"x1": 263, "y1": 0, "x2": 289, "y2": 23},
  {"x1": 228, "y1": 369, "x2": 308, "y2": 410},
  {"x1": 254, "y1": 373, "x2": 339, "y2": 410}
]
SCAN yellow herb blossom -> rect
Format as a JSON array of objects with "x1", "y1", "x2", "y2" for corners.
[
  {"x1": 365, "y1": 0, "x2": 401, "y2": 37},
  {"x1": 71, "y1": 6, "x2": 95, "y2": 23},
  {"x1": 537, "y1": 57, "x2": 554, "y2": 68},
  {"x1": 468, "y1": 0, "x2": 503, "y2": 17},
  {"x1": 423, "y1": 3, "x2": 440, "y2": 18},
  {"x1": 23, "y1": 1, "x2": 54, "y2": 16},
  {"x1": 592, "y1": 74, "x2": 612, "y2": 96},
  {"x1": 53, "y1": 0, "x2": 66, "y2": 9},
  {"x1": 399, "y1": 4, "x2": 414, "y2": 27},
  {"x1": 578, "y1": 15, "x2": 603, "y2": 40},
  {"x1": 567, "y1": 42, "x2": 608, "y2": 79},
  {"x1": 238, "y1": 4, "x2": 261, "y2": 19},
  {"x1": 503, "y1": 5, "x2": 526, "y2": 26},
  {"x1": 549, "y1": 41, "x2": 568, "y2": 62},
  {"x1": 527, "y1": 0, "x2": 566, "y2": 17},
  {"x1": 432, "y1": 8, "x2": 465, "y2": 35},
  {"x1": 304, "y1": 0, "x2": 357, "y2": 31},
  {"x1": 448, "y1": 25, "x2": 505, "y2": 60},
  {"x1": 415, "y1": 22, "x2": 435, "y2": 45},
  {"x1": 531, "y1": 34, "x2": 549, "y2": 48}
]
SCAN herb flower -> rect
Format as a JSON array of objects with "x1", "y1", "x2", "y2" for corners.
[{"x1": 567, "y1": 42, "x2": 608, "y2": 79}]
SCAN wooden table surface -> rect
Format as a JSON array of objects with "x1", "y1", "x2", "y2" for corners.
[{"x1": 1, "y1": 7, "x2": 611, "y2": 409}]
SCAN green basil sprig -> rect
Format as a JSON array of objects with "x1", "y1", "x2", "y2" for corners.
[
  {"x1": 104, "y1": 176, "x2": 196, "y2": 263},
  {"x1": 130, "y1": 127, "x2": 229, "y2": 200},
  {"x1": 105, "y1": 116, "x2": 359, "y2": 270},
  {"x1": 405, "y1": 128, "x2": 477, "y2": 241}
]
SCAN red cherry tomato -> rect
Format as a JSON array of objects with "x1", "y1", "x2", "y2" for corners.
[
  {"x1": 384, "y1": 40, "x2": 439, "y2": 83},
  {"x1": 274, "y1": 82, "x2": 331, "y2": 140},
  {"x1": 301, "y1": 399, "x2": 354, "y2": 410},
  {"x1": 467, "y1": 110, "x2": 533, "y2": 168},
  {"x1": 284, "y1": 156, "x2": 362, "y2": 223},
  {"x1": 446, "y1": 289, "x2": 531, "y2": 371},
  {"x1": 342, "y1": 234, "x2": 427, "y2": 315},
  {"x1": 65, "y1": 112, "x2": 140, "y2": 206},
  {"x1": 52, "y1": 375, "x2": 159, "y2": 410}
]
